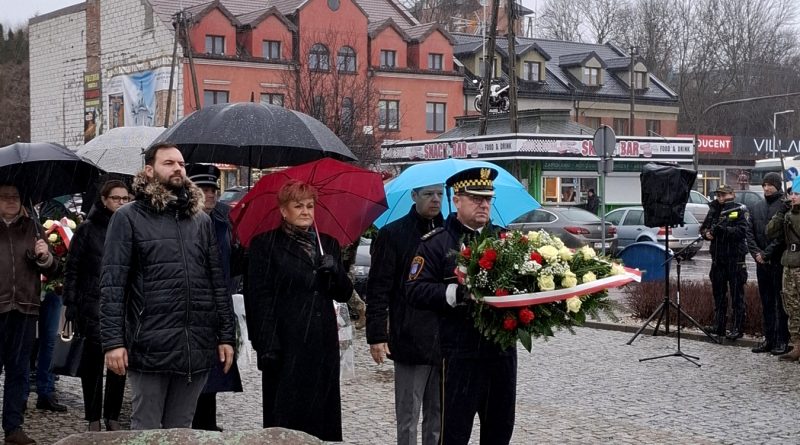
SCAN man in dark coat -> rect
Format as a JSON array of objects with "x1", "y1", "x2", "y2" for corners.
[
  {"x1": 366, "y1": 184, "x2": 444, "y2": 445},
  {"x1": 187, "y1": 164, "x2": 243, "y2": 431},
  {"x1": 746, "y1": 172, "x2": 790, "y2": 354},
  {"x1": 406, "y1": 167, "x2": 516, "y2": 445},
  {"x1": 100, "y1": 144, "x2": 236, "y2": 430},
  {"x1": 0, "y1": 184, "x2": 60, "y2": 445},
  {"x1": 700, "y1": 184, "x2": 750, "y2": 340},
  {"x1": 585, "y1": 188, "x2": 599, "y2": 214}
]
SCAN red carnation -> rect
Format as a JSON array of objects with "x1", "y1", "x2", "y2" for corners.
[
  {"x1": 502, "y1": 316, "x2": 517, "y2": 331},
  {"x1": 520, "y1": 236, "x2": 528, "y2": 244},
  {"x1": 495, "y1": 288, "x2": 509, "y2": 296},
  {"x1": 53, "y1": 244, "x2": 67, "y2": 257},
  {"x1": 499, "y1": 232, "x2": 508, "y2": 239},
  {"x1": 483, "y1": 249, "x2": 497, "y2": 262},
  {"x1": 461, "y1": 247, "x2": 472, "y2": 259},
  {"x1": 518, "y1": 308, "x2": 535, "y2": 325},
  {"x1": 478, "y1": 258, "x2": 494, "y2": 270},
  {"x1": 530, "y1": 252, "x2": 543, "y2": 264}
]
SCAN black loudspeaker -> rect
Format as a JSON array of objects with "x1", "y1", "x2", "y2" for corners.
[{"x1": 640, "y1": 162, "x2": 697, "y2": 228}]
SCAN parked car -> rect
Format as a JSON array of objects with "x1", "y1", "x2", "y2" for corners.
[
  {"x1": 685, "y1": 190, "x2": 711, "y2": 223},
  {"x1": 219, "y1": 186, "x2": 251, "y2": 207},
  {"x1": 605, "y1": 206, "x2": 704, "y2": 259},
  {"x1": 734, "y1": 189, "x2": 764, "y2": 211},
  {"x1": 509, "y1": 206, "x2": 618, "y2": 253},
  {"x1": 351, "y1": 237, "x2": 371, "y2": 299}
]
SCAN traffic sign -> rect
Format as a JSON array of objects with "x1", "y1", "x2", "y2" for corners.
[{"x1": 593, "y1": 125, "x2": 616, "y2": 158}]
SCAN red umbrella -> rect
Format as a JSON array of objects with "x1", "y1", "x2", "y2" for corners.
[{"x1": 230, "y1": 158, "x2": 387, "y2": 248}]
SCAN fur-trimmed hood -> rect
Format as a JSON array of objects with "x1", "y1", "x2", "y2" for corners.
[{"x1": 132, "y1": 171, "x2": 205, "y2": 216}]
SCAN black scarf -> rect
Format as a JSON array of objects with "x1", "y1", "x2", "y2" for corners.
[
  {"x1": 167, "y1": 187, "x2": 191, "y2": 213},
  {"x1": 282, "y1": 220, "x2": 318, "y2": 262}
]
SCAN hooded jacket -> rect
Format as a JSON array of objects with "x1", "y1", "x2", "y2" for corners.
[
  {"x1": 700, "y1": 199, "x2": 749, "y2": 263},
  {"x1": 100, "y1": 172, "x2": 236, "y2": 377},
  {"x1": 63, "y1": 205, "x2": 113, "y2": 343},
  {"x1": 0, "y1": 215, "x2": 60, "y2": 316}
]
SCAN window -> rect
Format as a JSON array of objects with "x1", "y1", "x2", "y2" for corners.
[
  {"x1": 622, "y1": 209, "x2": 644, "y2": 226},
  {"x1": 428, "y1": 53, "x2": 443, "y2": 71},
  {"x1": 426, "y1": 102, "x2": 446, "y2": 132},
  {"x1": 337, "y1": 46, "x2": 357, "y2": 73},
  {"x1": 263, "y1": 40, "x2": 281, "y2": 60},
  {"x1": 634, "y1": 71, "x2": 647, "y2": 89},
  {"x1": 204, "y1": 90, "x2": 229, "y2": 105},
  {"x1": 260, "y1": 93, "x2": 284, "y2": 106},
  {"x1": 205, "y1": 35, "x2": 225, "y2": 55},
  {"x1": 523, "y1": 61, "x2": 540, "y2": 81},
  {"x1": 613, "y1": 118, "x2": 629, "y2": 136},
  {"x1": 309, "y1": 44, "x2": 330, "y2": 71},
  {"x1": 646, "y1": 119, "x2": 661, "y2": 136},
  {"x1": 313, "y1": 96, "x2": 326, "y2": 123},
  {"x1": 584, "y1": 116, "x2": 601, "y2": 129},
  {"x1": 380, "y1": 50, "x2": 396, "y2": 68},
  {"x1": 584, "y1": 67, "x2": 600, "y2": 86},
  {"x1": 340, "y1": 97, "x2": 354, "y2": 140},
  {"x1": 605, "y1": 210, "x2": 623, "y2": 225},
  {"x1": 378, "y1": 100, "x2": 399, "y2": 130}
]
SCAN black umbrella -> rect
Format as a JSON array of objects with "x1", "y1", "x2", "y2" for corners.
[
  {"x1": 0, "y1": 142, "x2": 105, "y2": 204},
  {"x1": 150, "y1": 102, "x2": 358, "y2": 168}
]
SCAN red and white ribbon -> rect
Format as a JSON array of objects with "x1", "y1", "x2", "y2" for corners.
[
  {"x1": 45, "y1": 217, "x2": 74, "y2": 249},
  {"x1": 481, "y1": 267, "x2": 642, "y2": 308}
]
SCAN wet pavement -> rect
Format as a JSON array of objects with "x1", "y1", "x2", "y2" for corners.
[{"x1": 8, "y1": 318, "x2": 800, "y2": 444}]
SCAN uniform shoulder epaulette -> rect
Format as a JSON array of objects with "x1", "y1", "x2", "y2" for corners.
[{"x1": 421, "y1": 227, "x2": 444, "y2": 241}]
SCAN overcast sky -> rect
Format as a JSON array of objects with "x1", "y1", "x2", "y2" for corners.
[{"x1": 2, "y1": 0, "x2": 544, "y2": 30}]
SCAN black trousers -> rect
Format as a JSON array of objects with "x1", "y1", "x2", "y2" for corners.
[
  {"x1": 710, "y1": 260, "x2": 747, "y2": 333},
  {"x1": 440, "y1": 353, "x2": 517, "y2": 445},
  {"x1": 79, "y1": 341, "x2": 126, "y2": 422},
  {"x1": 192, "y1": 393, "x2": 218, "y2": 431},
  {"x1": 756, "y1": 262, "x2": 790, "y2": 345}
]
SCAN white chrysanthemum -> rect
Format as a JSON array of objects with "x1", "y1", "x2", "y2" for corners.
[
  {"x1": 582, "y1": 271, "x2": 597, "y2": 283},
  {"x1": 561, "y1": 271, "x2": 578, "y2": 288},
  {"x1": 538, "y1": 245, "x2": 559, "y2": 263},
  {"x1": 566, "y1": 297, "x2": 582, "y2": 313},
  {"x1": 558, "y1": 247, "x2": 573, "y2": 262},
  {"x1": 579, "y1": 245, "x2": 596, "y2": 259}
]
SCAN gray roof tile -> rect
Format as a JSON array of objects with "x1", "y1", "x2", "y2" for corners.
[{"x1": 439, "y1": 110, "x2": 593, "y2": 139}]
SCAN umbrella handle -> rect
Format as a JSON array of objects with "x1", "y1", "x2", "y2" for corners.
[{"x1": 313, "y1": 220, "x2": 325, "y2": 256}]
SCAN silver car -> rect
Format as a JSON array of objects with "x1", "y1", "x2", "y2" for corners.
[
  {"x1": 509, "y1": 206, "x2": 618, "y2": 253},
  {"x1": 605, "y1": 206, "x2": 704, "y2": 259}
]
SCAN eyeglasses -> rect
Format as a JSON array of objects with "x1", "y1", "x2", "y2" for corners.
[
  {"x1": 460, "y1": 194, "x2": 494, "y2": 205},
  {"x1": 0, "y1": 194, "x2": 20, "y2": 202},
  {"x1": 108, "y1": 195, "x2": 130, "y2": 203}
]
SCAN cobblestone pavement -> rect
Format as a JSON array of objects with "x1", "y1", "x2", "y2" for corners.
[{"x1": 7, "y1": 326, "x2": 800, "y2": 444}]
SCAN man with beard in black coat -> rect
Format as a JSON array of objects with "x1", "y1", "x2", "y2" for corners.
[
  {"x1": 746, "y1": 172, "x2": 790, "y2": 354},
  {"x1": 100, "y1": 144, "x2": 236, "y2": 430},
  {"x1": 366, "y1": 183, "x2": 444, "y2": 445},
  {"x1": 406, "y1": 167, "x2": 516, "y2": 445}
]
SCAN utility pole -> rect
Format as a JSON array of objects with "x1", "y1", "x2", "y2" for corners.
[
  {"x1": 180, "y1": 11, "x2": 201, "y2": 111},
  {"x1": 629, "y1": 46, "x2": 636, "y2": 135},
  {"x1": 164, "y1": 11, "x2": 181, "y2": 127},
  {"x1": 479, "y1": 0, "x2": 500, "y2": 135},
  {"x1": 507, "y1": 0, "x2": 518, "y2": 134}
]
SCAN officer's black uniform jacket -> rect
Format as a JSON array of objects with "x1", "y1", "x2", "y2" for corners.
[
  {"x1": 700, "y1": 199, "x2": 750, "y2": 263},
  {"x1": 405, "y1": 214, "x2": 514, "y2": 359},
  {"x1": 366, "y1": 206, "x2": 444, "y2": 365}
]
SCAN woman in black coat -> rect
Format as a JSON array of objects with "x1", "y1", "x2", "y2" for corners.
[
  {"x1": 245, "y1": 179, "x2": 353, "y2": 442},
  {"x1": 63, "y1": 180, "x2": 130, "y2": 432}
]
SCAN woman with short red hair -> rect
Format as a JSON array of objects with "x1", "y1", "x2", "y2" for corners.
[{"x1": 245, "y1": 179, "x2": 353, "y2": 441}]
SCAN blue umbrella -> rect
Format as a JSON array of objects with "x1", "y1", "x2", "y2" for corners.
[{"x1": 374, "y1": 159, "x2": 540, "y2": 228}]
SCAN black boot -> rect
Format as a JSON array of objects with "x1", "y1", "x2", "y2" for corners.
[
  {"x1": 751, "y1": 341, "x2": 774, "y2": 353},
  {"x1": 771, "y1": 343, "x2": 792, "y2": 355},
  {"x1": 35, "y1": 396, "x2": 66, "y2": 412},
  {"x1": 725, "y1": 329, "x2": 743, "y2": 340}
]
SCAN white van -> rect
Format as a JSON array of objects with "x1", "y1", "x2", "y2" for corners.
[{"x1": 749, "y1": 157, "x2": 800, "y2": 192}]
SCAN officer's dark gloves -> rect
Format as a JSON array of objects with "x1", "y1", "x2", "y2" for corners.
[
  {"x1": 64, "y1": 305, "x2": 78, "y2": 323},
  {"x1": 318, "y1": 254, "x2": 338, "y2": 275},
  {"x1": 455, "y1": 285, "x2": 471, "y2": 305}
]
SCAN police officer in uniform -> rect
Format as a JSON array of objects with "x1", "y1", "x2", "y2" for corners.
[
  {"x1": 406, "y1": 167, "x2": 516, "y2": 445},
  {"x1": 700, "y1": 184, "x2": 750, "y2": 340}
]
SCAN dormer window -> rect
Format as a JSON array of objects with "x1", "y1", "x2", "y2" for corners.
[
  {"x1": 523, "y1": 61, "x2": 540, "y2": 81},
  {"x1": 205, "y1": 35, "x2": 225, "y2": 55},
  {"x1": 428, "y1": 53, "x2": 443, "y2": 71},
  {"x1": 584, "y1": 67, "x2": 601, "y2": 86},
  {"x1": 633, "y1": 71, "x2": 647, "y2": 89}
]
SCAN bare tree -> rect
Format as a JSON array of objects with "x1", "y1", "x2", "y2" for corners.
[
  {"x1": 279, "y1": 29, "x2": 388, "y2": 166},
  {"x1": 538, "y1": 0, "x2": 585, "y2": 41},
  {"x1": 0, "y1": 26, "x2": 30, "y2": 145},
  {"x1": 584, "y1": 0, "x2": 629, "y2": 44}
]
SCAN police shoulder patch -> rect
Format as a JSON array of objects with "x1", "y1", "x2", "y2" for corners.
[
  {"x1": 421, "y1": 227, "x2": 444, "y2": 241},
  {"x1": 408, "y1": 256, "x2": 425, "y2": 280}
]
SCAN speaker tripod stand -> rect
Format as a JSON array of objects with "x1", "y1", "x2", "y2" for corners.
[{"x1": 626, "y1": 230, "x2": 719, "y2": 366}]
